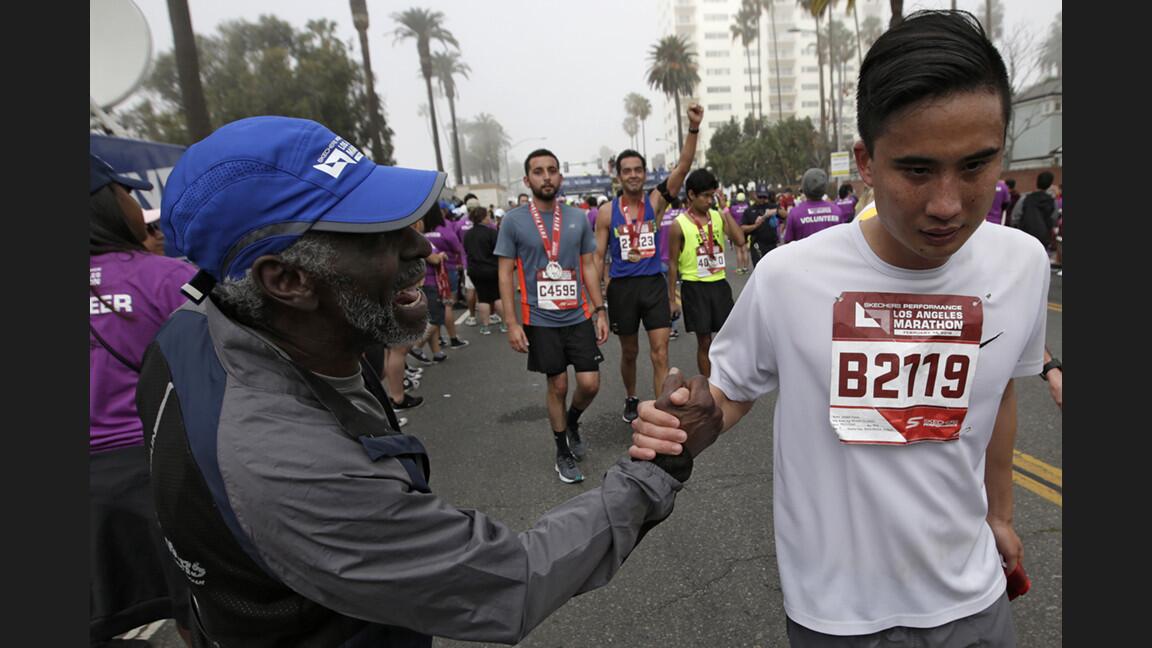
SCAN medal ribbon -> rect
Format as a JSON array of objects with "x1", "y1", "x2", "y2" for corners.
[
  {"x1": 528, "y1": 199, "x2": 563, "y2": 263},
  {"x1": 620, "y1": 196, "x2": 644, "y2": 252},
  {"x1": 690, "y1": 210, "x2": 716, "y2": 258}
]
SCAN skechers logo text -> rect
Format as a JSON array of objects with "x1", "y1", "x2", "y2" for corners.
[{"x1": 313, "y1": 136, "x2": 365, "y2": 179}]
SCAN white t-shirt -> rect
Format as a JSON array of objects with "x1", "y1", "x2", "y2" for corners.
[{"x1": 709, "y1": 219, "x2": 1049, "y2": 635}]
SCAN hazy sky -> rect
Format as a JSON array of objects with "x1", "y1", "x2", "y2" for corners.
[{"x1": 122, "y1": 0, "x2": 1061, "y2": 176}]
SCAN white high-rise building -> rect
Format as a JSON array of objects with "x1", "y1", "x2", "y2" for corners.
[{"x1": 654, "y1": 0, "x2": 886, "y2": 174}]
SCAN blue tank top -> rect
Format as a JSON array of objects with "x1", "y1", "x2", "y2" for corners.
[{"x1": 608, "y1": 195, "x2": 663, "y2": 278}]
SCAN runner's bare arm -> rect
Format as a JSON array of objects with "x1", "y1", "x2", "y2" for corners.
[
  {"x1": 651, "y1": 104, "x2": 704, "y2": 214},
  {"x1": 666, "y1": 220, "x2": 683, "y2": 314},
  {"x1": 723, "y1": 210, "x2": 747, "y2": 247},
  {"x1": 581, "y1": 251, "x2": 609, "y2": 344},
  {"x1": 593, "y1": 203, "x2": 613, "y2": 282},
  {"x1": 497, "y1": 256, "x2": 529, "y2": 353},
  {"x1": 985, "y1": 379, "x2": 1023, "y2": 573}
]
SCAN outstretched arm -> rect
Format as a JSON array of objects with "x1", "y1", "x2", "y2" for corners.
[{"x1": 651, "y1": 104, "x2": 704, "y2": 214}]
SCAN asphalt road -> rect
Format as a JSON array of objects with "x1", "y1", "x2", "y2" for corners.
[{"x1": 141, "y1": 253, "x2": 1063, "y2": 648}]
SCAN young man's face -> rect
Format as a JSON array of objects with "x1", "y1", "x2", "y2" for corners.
[
  {"x1": 855, "y1": 90, "x2": 1005, "y2": 270},
  {"x1": 524, "y1": 155, "x2": 562, "y2": 202},
  {"x1": 687, "y1": 188, "x2": 716, "y2": 214},
  {"x1": 617, "y1": 155, "x2": 646, "y2": 195}
]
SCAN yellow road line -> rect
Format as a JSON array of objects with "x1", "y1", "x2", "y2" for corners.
[
  {"x1": 1013, "y1": 450, "x2": 1062, "y2": 487},
  {"x1": 1048, "y1": 302, "x2": 1062, "y2": 312},
  {"x1": 1013, "y1": 471, "x2": 1062, "y2": 506}
]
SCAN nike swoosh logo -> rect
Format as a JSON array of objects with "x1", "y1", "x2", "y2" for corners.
[{"x1": 979, "y1": 331, "x2": 1004, "y2": 348}]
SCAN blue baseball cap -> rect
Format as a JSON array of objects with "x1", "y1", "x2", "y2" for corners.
[
  {"x1": 90, "y1": 153, "x2": 153, "y2": 194},
  {"x1": 161, "y1": 116, "x2": 446, "y2": 283}
]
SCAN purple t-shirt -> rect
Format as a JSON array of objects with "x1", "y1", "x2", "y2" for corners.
[
  {"x1": 659, "y1": 208, "x2": 683, "y2": 264},
  {"x1": 423, "y1": 235, "x2": 443, "y2": 286},
  {"x1": 90, "y1": 251, "x2": 197, "y2": 452},
  {"x1": 727, "y1": 202, "x2": 749, "y2": 232},
  {"x1": 836, "y1": 195, "x2": 858, "y2": 220},
  {"x1": 587, "y1": 207, "x2": 599, "y2": 231},
  {"x1": 985, "y1": 180, "x2": 1010, "y2": 224},
  {"x1": 426, "y1": 224, "x2": 465, "y2": 272},
  {"x1": 782, "y1": 200, "x2": 844, "y2": 243}
]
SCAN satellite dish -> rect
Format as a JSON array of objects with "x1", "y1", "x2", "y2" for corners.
[{"x1": 90, "y1": 0, "x2": 153, "y2": 110}]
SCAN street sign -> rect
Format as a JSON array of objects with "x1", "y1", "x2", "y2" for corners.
[{"x1": 830, "y1": 151, "x2": 851, "y2": 178}]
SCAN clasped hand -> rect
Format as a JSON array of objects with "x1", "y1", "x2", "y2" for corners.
[{"x1": 629, "y1": 368, "x2": 723, "y2": 461}]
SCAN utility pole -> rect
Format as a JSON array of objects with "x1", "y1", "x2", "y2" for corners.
[
  {"x1": 350, "y1": 0, "x2": 386, "y2": 162},
  {"x1": 166, "y1": 0, "x2": 212, "y2": 141}
]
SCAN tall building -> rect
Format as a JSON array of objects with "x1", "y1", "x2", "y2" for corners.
[{"x1": 654, "y1": 0, "x2": 885, "y2": 175}]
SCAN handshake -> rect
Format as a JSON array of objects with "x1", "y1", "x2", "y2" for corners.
[{"x1": 629, "y1": 369, "x2": 724, "y2": 472}]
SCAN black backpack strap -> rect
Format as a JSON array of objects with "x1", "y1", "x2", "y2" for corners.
[{"x1": 89, "y1": 322, "x2": 141, "y2": 373}]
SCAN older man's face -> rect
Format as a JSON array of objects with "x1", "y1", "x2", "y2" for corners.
[{"x1": 322, "y1": 225, "x2": 432, "y2": 345}]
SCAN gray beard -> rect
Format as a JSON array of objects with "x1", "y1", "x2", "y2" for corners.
[{"x1": 332, "y1": 281, "x2": 427, "y2": 346}]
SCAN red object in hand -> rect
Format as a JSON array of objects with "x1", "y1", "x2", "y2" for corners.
[{"x1": 1005, "y1": 561, "x2": 1031, "y2": 600}]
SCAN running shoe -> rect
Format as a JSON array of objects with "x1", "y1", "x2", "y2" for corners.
[
  {"x1": 396, "y1": 416, "x2": 409, "y2": 428},
  {"x1": 567, "y1": 424, "x2": 587, "y2": 462},
  {"x1": 403, "y1": 376, "x2": 420, "y2": 392},
  {"x1": 405, "y1": 367, "x2": 423, "y2": 379},
  {"x1": 464, "y1": 315, "x2": 478, "y2": 326},
  {"x1": 622, "y1": 397, "x2": 640, "y2": 423},
  {"x1": 431, "y1": 352, "x2": 448, "y2": 364},
  {"x1": 408, "y1": 348, "x2": 433, "y2": 365},
  {"x1": 489, "y1": 313, "x2": 503, "y2": 323},
  {"x1": 391, "y1": 394, "x2": 424, "y2": 411},
  {"x1": 449, "y1": 337, "x2": 470, "y2": 349},
  {"x1": 439, "y1": 336, "x2": 448, "y2": 347},
  {"x1": 479, "y1": 325, "x2": 492, "y2": 335},
  {"x1": 499, "y1": 322, "x2": 509, "y2": 333},
  {"x1": 555, "y1": 451, "x2": 584, "y2": 483},
  {"x1": 669, "y1": 328, "x2": 680, "y2": 340}
]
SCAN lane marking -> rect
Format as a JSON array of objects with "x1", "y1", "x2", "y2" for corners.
[
  {"x1": 1013, "y1": 470, "x2": 1062, "y2": 507},
  {"x1": 1048, "y1": 302, "x2": 1062, "y2": 313},
  {"x1": 1013, "y1": 450, "x2": 1062, "y2": 487}
]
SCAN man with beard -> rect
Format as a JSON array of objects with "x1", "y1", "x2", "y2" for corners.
[
  {"x1": 497, "y1": 148, "x2": 609, "y2": 483},
  {"x1": 138, "y1": 117, "x2": 711, "y2": 647},
  {"x1": 594, "y1": 104, "x2": 702, "y2": 424}
]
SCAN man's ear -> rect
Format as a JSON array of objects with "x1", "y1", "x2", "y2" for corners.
[
  {"x1": 853, "y1": 139, "x2": 874, "y2": 187},
  {"x1": 251, "y1": 255, "x2": 321, "y2": 311}
]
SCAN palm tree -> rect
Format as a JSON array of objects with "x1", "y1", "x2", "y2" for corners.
[
  {"x1": 646, "y1": 34, "x2": 699, "y2": 153},
  {"x1": 391, "y1": 8, "x2": 458, "y2": 174},
  {"x1": 460, "y1": 113, "x2": 509, "y2": 183},
  {"x1": 431, "y1": 50, "x2": 471, "y2": 185},
  {"x1": 761, "y1": 0, "x2": 784, "y2": 119},
  {"x1": 798, "y1": 1, "x2": 828, "y2": 146},
  {"x1": 166, "y1": 0, "x2": 212, "y2": 140},
  {"x1": 622, "y1": 116, "x2": 639, "y2": 150},
  {"x1": 349, "y1": 0, "x2": 386, "y2": 162},
  {"x1": 623, "y1": 93, "x2": 652, "y2": 159},
  {"x1": 731, "y1": 3, "x2": 760, "y2": 121}
]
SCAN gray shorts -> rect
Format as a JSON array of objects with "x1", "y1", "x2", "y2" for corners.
[{"x1": 786, "y1": 593, "x2": 1015, "y2": 648}]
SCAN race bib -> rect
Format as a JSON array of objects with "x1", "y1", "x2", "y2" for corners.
[
  {"x1": 535, "y1": 268, "x2": 579, "y2": 310},
  {"x1": 696, "y1": 246, "x2": 725, "y2": 275},
  {"x1": 829, "y1": 292, "x2": 983, "y2": 444},
  {"x1": 617, "y1": 222, "x2": 657, "y2": 260}
]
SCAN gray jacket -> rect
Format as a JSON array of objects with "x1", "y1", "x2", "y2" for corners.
[{"x1": 177, "y1": 300, "x2": 685, "y2": 643}]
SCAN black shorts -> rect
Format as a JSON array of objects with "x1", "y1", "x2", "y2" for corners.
[
  {"x1": 468, "y1": 269, "x2": 500, "y2": 305},
  {"x1": 422, "y1": 285, "x2": 445, "y2": 326},
  {"x1": 606, "y1": 273, "x2": 671, "y2": 336},
  {"x1": 91, "y1": 445, "x2": 191, "y2": 641},
  {"x1": 680, "y1": 279, "x2": 734, "y2": 334},
  {"x1": 524, "y1": 320, "x2": 604, "y2": 376}
]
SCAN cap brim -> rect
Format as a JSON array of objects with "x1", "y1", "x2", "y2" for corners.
[
  {"x1": 114, "y1": 173, "x2": 154, "y2": 191},
  {"x1": 313, "y1": 165, "x2": 446, "y2": 233}
]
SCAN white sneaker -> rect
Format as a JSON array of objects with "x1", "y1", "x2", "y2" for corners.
[
  {"x1": 464, "y1": 316, "x2": 477, "y2": 326},
  {"x1": 489, "y1": 313, "x2": 502, "y2": 323}
]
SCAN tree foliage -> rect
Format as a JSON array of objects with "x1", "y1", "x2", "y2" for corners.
[
  {"x1": 459, "y1": 113, "x2": 509, "y2": 184},
  {"x1": 121, "y1": 16, "x2": 393, "y2": 158},
  {"x1": 706, "y1": 116, "x2": 825, "y2": 188},
  {"x1": 646, "y1": 35, "x2": 699, "y2": 150},
  {"x1": 1041, "y1": 11, "x2": 1062, "y2": 78}
]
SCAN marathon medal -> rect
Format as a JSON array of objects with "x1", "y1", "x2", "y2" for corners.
[
  {"x1": 691, "y1": 211, "x2": 723, "y2": 275},
  {"x1": 828, "y1": 292, "x2": 983, "y2": 445},
  {"x1": 619, "y1": 197, "x2": 656, "y2": 262},
  {"x1": 529, "y1": 200, "x2": 578, "y2": 310}
]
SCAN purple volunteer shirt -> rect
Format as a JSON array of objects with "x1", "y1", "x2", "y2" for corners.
[
  {"x1": 659, "y1": 208, "x2": 683, "y2": 264},
  {"x1": 782, "y1": 199, "x2": 844, "y2": 242},
  {"x1": 90, "y1": 251, "x2": 197, "y2": 452},
  {"x1": 985, "y1": 180, "x2": 1010, "y2": 224},
  {"x1": 836, "y1": 195, "x2": 858, "y2": 220},
  {"x1": 427, "y1": 223, "x2": 465, "y2": 272}
]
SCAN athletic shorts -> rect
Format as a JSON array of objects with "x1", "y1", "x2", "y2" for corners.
[
  {"x1": 524, "y1": 320, "x2": 604, "y2": 376},
  {"x1": 606, "y1": 273, "x2": 671, "y2": 336},
  {"x1": 422, "y1": 285, "x2": 445, "y2": 326},
  {"x1": 468, "y1": 269, "x2": 500, "y2": 305},
  {"x1": 91, "y1": 445, "x2": 192, "y2": 641},
  {"x1": 680, "y1": 279, "x2": 733, "y2": 334},
  {"x1": 785, "y1": 592, "x2": 1016, "y2": 647}
]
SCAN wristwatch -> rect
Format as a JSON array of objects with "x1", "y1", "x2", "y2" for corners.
[
  {"x1": 593, "y1": 304, "x2": 607, "y2": 314},
  {"x1": 1040, "y1": 357, "x2": 1062, "y2": 381},
  {"x1": 688, "y1": 127, "x2": 700, "y2": 134}
]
